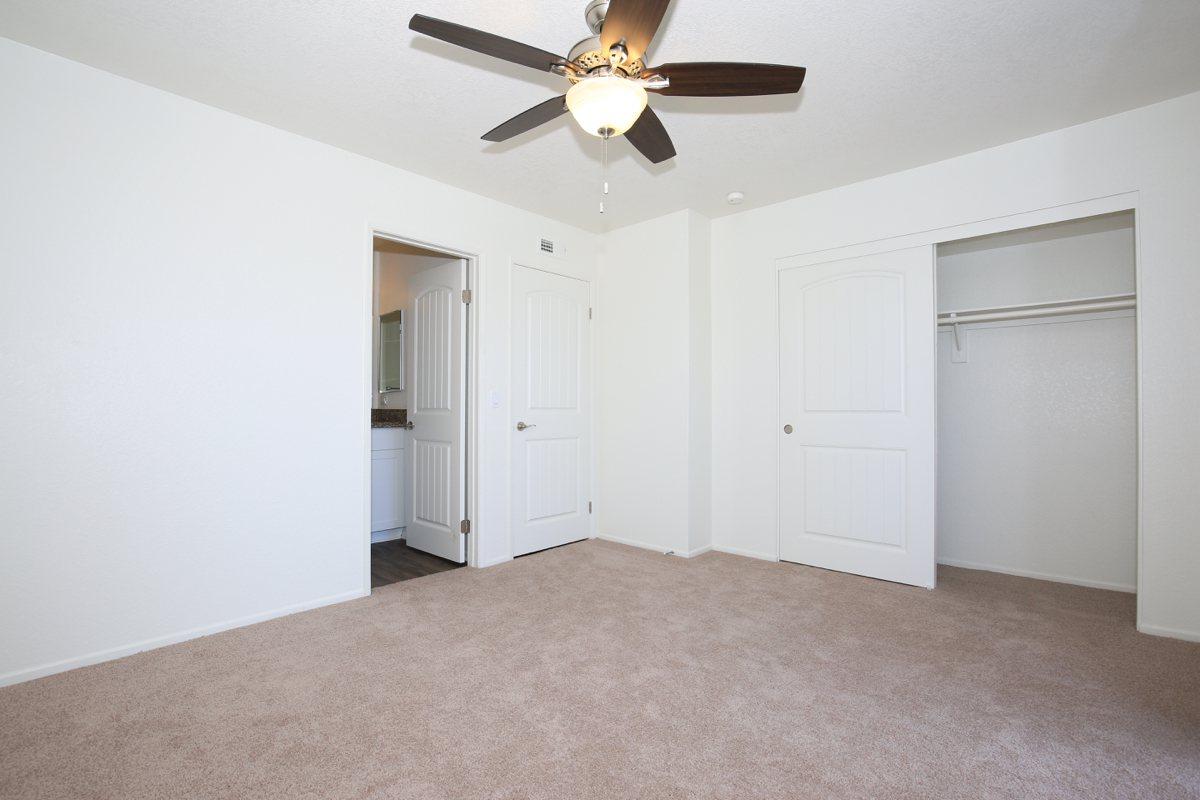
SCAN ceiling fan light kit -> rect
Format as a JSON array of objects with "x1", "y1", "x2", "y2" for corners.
[
  {"x1": 409, "y1": 0, "x2": 806, "y2": 211},
  {"x1": 566, "y1": 75, "x2": 648, "y2": 137}
]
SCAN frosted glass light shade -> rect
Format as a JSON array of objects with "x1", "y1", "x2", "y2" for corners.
[{"x1": 566, "y1": 76, "x2": 648, "y2": 137}]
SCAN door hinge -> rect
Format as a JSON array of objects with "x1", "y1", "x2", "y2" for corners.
[
  {"x1": 460, "y1": 519, "x2": 471, "y2": 534},
  {"x1": 588, "y1": 501, "x2": 592, "y2": 514},
  {"x1": 461, "y1": 289, "x2": 472, "y2": 304},
  {"x1": 588, "y1": 307, "x2": 593, "y2": 320}
]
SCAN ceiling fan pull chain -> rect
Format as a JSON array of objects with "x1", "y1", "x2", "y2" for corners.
[{"x1": 600, "y1": 130, "x2": 611, "y2": 214}]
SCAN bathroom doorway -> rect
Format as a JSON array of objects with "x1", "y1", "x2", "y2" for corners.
[{"x1": 368, "y1": 235, "x2": 472, "y2": 587}]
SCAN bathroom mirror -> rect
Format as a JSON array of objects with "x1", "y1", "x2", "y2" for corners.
[{"x1": 378, "y1": 310, "x2": 404, "y2": 393}]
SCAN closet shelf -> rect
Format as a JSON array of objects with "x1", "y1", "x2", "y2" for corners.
[{"x1": 937, "y1": 293, "x2": 1136, "y2": 326}]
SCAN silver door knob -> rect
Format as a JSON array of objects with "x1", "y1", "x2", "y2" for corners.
[
  {"x1": 783, "y1": 424, "x2": 794, "y2": 434},
  {"x1": 516, "y1": 421, "x2": 536, "y2": 431}
]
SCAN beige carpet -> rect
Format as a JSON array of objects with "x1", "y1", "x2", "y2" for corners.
[{"x1": 2, "y1": 540, "x2": 1198, "y2": 800}]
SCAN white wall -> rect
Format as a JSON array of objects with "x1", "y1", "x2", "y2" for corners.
[
  {"x1": 686, "y1": 215, "x2": 713, "y2": 557},
  {"x1": 710, "y1": 90, "x2": 1200, "y2": 641},
  {"x1": 936, "y1": 216, "x2": 1137, "y2": 591},
  {"x1": 936, "y1": 314, "x2": 1138, "y2": 591},
  {"x1": 936, "y1": 213, "x2": 1136, "y2": 311},
  {"x1": 597, "y1": 210, "x2": 712, "y2": 557},
  {"x1": 0, "y1": 38, "x2": 597, "y2": 686}
]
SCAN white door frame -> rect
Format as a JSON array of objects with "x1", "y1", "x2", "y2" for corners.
[
  {"x1": 363, "y1": 228, "x2": 480, "y2": 590},
  {"x1": 774, "y1": 192, "x2": 1143, "y2": 608}
]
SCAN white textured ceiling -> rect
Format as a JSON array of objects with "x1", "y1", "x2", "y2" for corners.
[{"x1": 3, "y1": 0, "x2": 1200, "y2": 232}]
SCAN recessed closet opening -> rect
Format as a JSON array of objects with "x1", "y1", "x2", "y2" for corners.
[{"x1": 935, "y1": 211, "x2": 1138, "y2": 595}]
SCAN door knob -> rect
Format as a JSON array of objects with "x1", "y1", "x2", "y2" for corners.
[
  {"x1": 516, "y1": 421, "x2": 536, "y2": 431},
  {"x1": 783, "y1": 424, "x2": 793, "y2": 434}
]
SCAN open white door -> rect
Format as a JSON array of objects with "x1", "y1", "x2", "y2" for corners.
[
  {"x1": 404, "y1": 259, "x2": 466, "y2": 563},
  {"x1": 778, "y1": 246, "x2": 936, "y2": 587},
  {"x1": 510, "y1": 265, "x2": 592, "y2": 557}
]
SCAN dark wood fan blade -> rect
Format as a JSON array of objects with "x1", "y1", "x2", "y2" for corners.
[
  {"x1": 624, "y1": 106, "x2": 675, "y2": 164},
  {"x1": 600, "y1": 0, "x2": 672, "y2": 64},
  {"x1": 481, "y1": 96, "x2": 568, "y2": 142},
  {"x1": 410, "y1": 14, "x2": 568, "y2": 72},
  {"x1": 648, "y1": 62, "x2": 807, "y2": 96}
]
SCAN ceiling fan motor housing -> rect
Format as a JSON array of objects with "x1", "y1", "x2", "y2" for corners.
[
  {"x1": 584, "y1": 0, "x2": 609, "y2": 34},
  {"x1": 571, "y1": 0, "x2": 645, "y2": 77},
  {"x1": 569, "y1": 38, "x2": 645, "y2": 76}
]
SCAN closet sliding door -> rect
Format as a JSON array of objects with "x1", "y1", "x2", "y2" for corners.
[{"x1": 777, "y1": 246, "x2": 936, "y2": 588}]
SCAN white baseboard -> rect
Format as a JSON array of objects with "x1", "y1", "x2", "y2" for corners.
[
  {"x1": 476, "y1": 555, "x2": 513, "y2": 568},
  {"x1": 685, "y1": 544, "x2": 714, "y2": 558},
  {"x1": 597, "y1": 533, "x2": 697, "y2": 558},
  {"x1": 370, "y1": 527, "x2": 405, "y2": 544},
  {"x1": 713, "y1": 544, "x2": 780, "y2": 562},
  {"x1": 1137, "y1": 623, "x2": 1200, "y2": 643},
  {"x1": 936, "y1": 558, "x2": 1135, "y2": 593},
  {"x1": 0, "y1": 588, "x2": 368, "y2": 689}
]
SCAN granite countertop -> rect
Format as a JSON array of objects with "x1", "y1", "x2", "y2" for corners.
[{"x1": 371, "y1": 408, "x2": 408, "y2": 428}]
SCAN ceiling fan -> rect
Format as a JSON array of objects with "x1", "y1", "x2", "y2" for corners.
[{"x1": 409, "y1": 0, "x2": 807, "y2": 165}]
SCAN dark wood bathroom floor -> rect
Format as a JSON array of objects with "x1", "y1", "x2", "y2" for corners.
[{"x1": 370, "y1": 539, "x2": 464, "y2": 587}]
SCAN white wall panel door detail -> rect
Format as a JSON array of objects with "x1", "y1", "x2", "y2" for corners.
[
  {"x1": 778, "y1": 246, "x2": 936, "y2": 587},
  {"x1": 404, "y1": 259, "x2": 466, "y2": 563},
  {"x1": 511, "y1": 265, "x2": 592, "y2": 556}
]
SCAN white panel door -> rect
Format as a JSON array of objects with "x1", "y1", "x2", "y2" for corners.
[
  {"x1": 510, "y1": 265, "x2": 592, "y2": 556},
  {"x1": 778, "y1": 246, "x2": 936, "y2": 587},
  {"x1": 404, "y1": 259, "x2": 466, "y2": 563}
]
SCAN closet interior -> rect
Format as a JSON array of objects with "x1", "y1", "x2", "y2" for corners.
[{"x1": 935, "y1": 211, "x2": 1138, "y2": 593}]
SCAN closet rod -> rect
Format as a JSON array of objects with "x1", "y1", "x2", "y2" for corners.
[{"x1": 937, "y1": 293, "x2": 1136, "y2": 326}]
